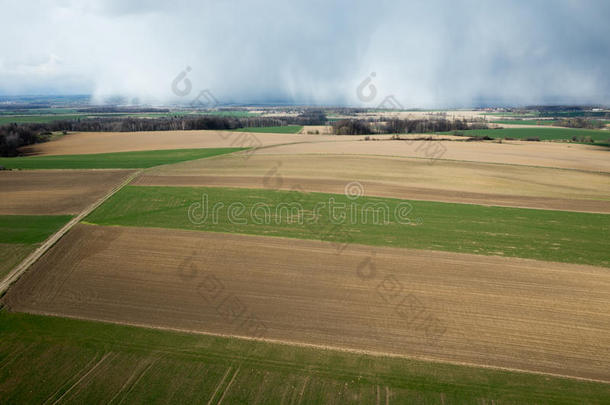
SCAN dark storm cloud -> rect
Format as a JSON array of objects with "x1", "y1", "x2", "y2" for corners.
[{"x1": 0, "y1": 0, "x2": 608, "y2": 106}]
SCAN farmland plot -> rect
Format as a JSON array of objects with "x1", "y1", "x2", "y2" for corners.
[
  {"x1": 1, "y1": 312, "x2": 608, "y2": 404},
  {"x1": 254, "y1": 140, "x2": 610, "y2": 172},
  {"x1": 0, "y1": 170, "x2": 135, "y2": 214},
  {"x1": 18, "y1": 130, "x2": 367, "y2": 156},
  {"x1": 137, "y1": 154, "x2": 610, "y2": 213},
  {"x1": 4, "y1": 224, "x2": 609, "y2": 382}
]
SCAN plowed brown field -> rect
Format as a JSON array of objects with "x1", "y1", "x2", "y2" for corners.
[
  {"x1": 135, "y1": 154, "x2": 610, "y2": 213},
  {"x1": 256, "y1": 140, "x2": 610, "y2": 172},
  {"x1": 0, "y1": 170, "x2": 136, "y2": 215},
  {"x1": 19, "y1": 130, "x2": 371, "y2": 156},
  {"x1": 4, "y1": 224, "x2": 609, "y2": 382},
  {"x1": 20, "y1": 128, "x2": 607, "y2": 172}
]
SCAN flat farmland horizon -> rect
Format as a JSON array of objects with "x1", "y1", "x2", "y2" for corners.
[
  {"x1": 1, "y1": 127, "x2": 609, "y2": 403},
  {"x1": 1, "y1": 1, "x2": 610, "y2": 401}
]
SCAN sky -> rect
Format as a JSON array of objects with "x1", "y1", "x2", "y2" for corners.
[{"x1": 1, "y1": 0, "x2": 609, "y2": 107}]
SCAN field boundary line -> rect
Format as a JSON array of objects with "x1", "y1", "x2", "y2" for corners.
[
  {"x1": 287, "y1": 375, "x2": 305, "y2": 405},
  {"x1": 279, "y1": 383, "x2": 291, "y2": 404},
  {"x1": 206, "y1": 366, "x2": 233, "y2": 405},
  {"x1": 42, "y1": 352, "x2": 103, "y2": 405},
  {"x1": 216, "y1": 366, "x2": 240, "y2": 405},
  {"x1": 110, "y1": 356, "x2": 159, "y2": 405},
  {"x1": 0, "y1": 342, "x2": 36, "y2": 373},
  {"x1": 136, "y1": 147, "x2": 251, "y2": 173},
  {"x1": 24, "y1": 311, "x2": 610, "y2": 385},
  {"x1": 295, "y1": 376, "x2": 309, "y2": 405},
  {"x1": 0, "y1": 170, "x2": 142, "y2": 296},
  {"x1": 50, "y1": 352, "x2": 115, "y2": 405}
]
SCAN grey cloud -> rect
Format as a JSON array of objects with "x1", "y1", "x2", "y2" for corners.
[{"x1": 0, "y1": 0, "x2": 608, "y2": 106}]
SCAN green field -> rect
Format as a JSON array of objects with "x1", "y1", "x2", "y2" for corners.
[
  {"x1": 0, "y1": 114, "x2": 85, "y2": 125},
  {"x1": 233, "y1": 125, "x2": 303, "y2": 134},
  {"x1": 0, "y1": 215, "x2": 72, "y2": 278},
  {"x1": 0, "y1": 215, "x2": 72, "y2": 244},
  {"x1": 0, "y1": 108, "x2": 79, "y2": 115},
  {"x1": 538, "y1": 111, "x2": 609, "y2": 118},
  {"x1": 0, "y1": 311, "x2": 606, "y2": 404},
  {"x1": 453, "y1": 127, "x2": 610, "y2": 142},
  {"x1": 85, "y1": 186, "x2": 610, "y2": 267},
  {"x1": 0, "y1": 244, "x2": 33, "y2": 280},
  {"x1": 0, "y1": 148, "x2": 245, "y2": 169}
]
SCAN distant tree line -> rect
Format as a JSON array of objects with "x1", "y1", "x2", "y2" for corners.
[
  {"x1": 332, "y1": 118, "x2": 488, "y2": 135},
  {"x1": 75, "y1": 107, "x2": 170, "y2": 113},
  {"x1": 0, "y1": 112, "x2": 328, "y2": 156},
  {"x1": 556, "y1": 118, "x2": 606, "y2": 129},
  {"x1": 0, "y1": 123, "x2": 52, "y2": 157},
  {"x1": 0, "y1": 104, "x2": 49, "y2": 111},
  {"x1": 294, "y1": 110, "x2": 327, "y2": 125},
  {"x1": 332, "y1": 120, "x2": 372, "y2": 135},
  {"x1": 48, "y1": 116, "x2": 288, "y2": 132},
  {"x1": 329, "y1": 108, "x2": 367, "y2": 116}
]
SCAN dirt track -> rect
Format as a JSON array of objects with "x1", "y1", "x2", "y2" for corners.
[
  {"x1": 0, "y1": 170, "x2": 136, "y2": 215},
  {"x1": 5, "y1": 224, "x2": 609, "y2": 382}
]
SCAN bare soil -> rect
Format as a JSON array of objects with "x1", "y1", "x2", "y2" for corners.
[
  {"x1": 0, "y1": 170, "x2": 136, "y2": 215},
  {"x1": 255, "y1": 140, "x2": 610, "y2": 172},
  {"x1": 4, "y1": 224, "x2": 609, "y2": 382},
  {"x1": 19, "y1": 131, "x2": 368, "y2": 156}
]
